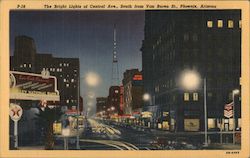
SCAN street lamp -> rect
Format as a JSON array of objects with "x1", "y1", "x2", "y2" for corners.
[
  {"x1": 180, "y1": 70, "x2": 208, "y2": 146},
  {"x1": 232, "y1": 89, "x2": 240, "y2": 144}
]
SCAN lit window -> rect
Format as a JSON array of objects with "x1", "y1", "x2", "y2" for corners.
[
  {"x1": 217, "y1": 20, "x2": 223, "y2": 28},
  {"x1": 63, "y1": 79, "x2": 67, "y2": 82},
  {"x1": 67, "y1": 63, "x2": 69, "y2": 67},
  {"x1": 53, "y1": 68, "x2": 55, "y2": 72},
  {"x1": 115, "y1": 90, "x2": 119, "y2": 94},
  {"x1": 184, "y1": 93, "x2": 189, "y2": 101},
  {"x1": 64, "y1": 63, "x2": 66, "y2": 66},
  {"x1": 71, "y1": 79, "x2": 74, "y2": 82},
  {"x1": 228, "y1": 20, "x2": 234, "y2": 28},
  {"x1": 66, "y1": 83, "x2": 69, "y2": 87},
  {"x1": 20, "y1": 64, "x2": 23, "y2": 68},
  {"x1": 57, "y1": 68, "x2": 60, "y2": 72},
  {"x1": 239, "y1": 20, "x2": 242, "y2": 28},
  {"x1": 208, "y1": 92, "x2": 213, "y2": 97},
  {"x1": 193, "y1": 93, "x2": 198, "y2": 101},
  {"x1": 50, "y1": 68, "x2": 52, "y2": 71},
  {"x1": 29, "y1": 64, "x2": 32, "y2": 68},
  {"x1": 23, "y1": 64, "x2": 27, "y2": 67},
  {"x1": 66, "y1": 100, "x2": 69, "y2": 103},
  {"x1": 207, "y1": 21, "x2": 213, "y2": 28},
  {"x1": 59, "y1": 63, "x2": 62, "y2": 66}
]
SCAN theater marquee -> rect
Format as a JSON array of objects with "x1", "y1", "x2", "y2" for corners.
[{"x1": 9, "y1": 71, "x2": 60, "y2": 101}]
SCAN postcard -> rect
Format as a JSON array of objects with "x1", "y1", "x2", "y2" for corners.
[{"x1": 0, "y1": 0, "x2": 249, "y2": 158}]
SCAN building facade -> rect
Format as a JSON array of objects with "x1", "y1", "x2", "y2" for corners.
[
  {"x1": 96, "y1": 97, "x2": 108, "y2": 113},
  {"x1": 122, "y1": 69, "x2": 144, "y2": 115},
  {"x1": 10, "y1": 35, "x2": 80, "y2": 109},
  {"x1": 10, "y1": 35, "x2": 80, "y2": 146},
  {"x1": 141, "y1": 10, "x2": 241, "y2": 132}
]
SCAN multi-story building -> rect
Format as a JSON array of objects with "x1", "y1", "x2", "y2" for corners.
[
  {"x1": 96, "y1": 97, "x2": 108, "y2": 113},
  {"x1": 10, "y1": 35, "x2": 80, "y2": 109},
  {"x1": 107, "y1": 86, "x2": 122, "y2": 115},
  {"x1": 122, "y1": 69, "x2": 144, "y2": 115},
  {"x1": 9, "y1": 35, "x2": 81, "y2": 146},
  {"x1": 141, "y1": 10, "x2": 241, "y2": 132}
]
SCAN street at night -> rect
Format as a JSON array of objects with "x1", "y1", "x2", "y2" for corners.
[{"x1": 9, "y1": 9, "x2": 242, "y2": 151}]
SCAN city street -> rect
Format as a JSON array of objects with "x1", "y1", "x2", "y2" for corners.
[{"x1": 51, "y1": 118, "x2": 241, "y2": 150}]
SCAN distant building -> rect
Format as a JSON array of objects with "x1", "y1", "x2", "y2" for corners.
[
  {"x1": 141, "y1": 10, "x2": 241, "y2": 131},
  {"x1": 96, "y1": 97, "x2": 108, "y2": 113},
  {"x1": 107, "y1": 86, "x2": 122, "y2": 115},
  {"x1": 122, "y1": 69, "x2": 144, "y2": 115}
]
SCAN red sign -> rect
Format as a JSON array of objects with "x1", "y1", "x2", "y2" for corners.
[{"x1": 133, "y1": 74, "x2": 142, "y2": 80}]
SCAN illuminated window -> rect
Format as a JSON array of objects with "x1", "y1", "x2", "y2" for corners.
[
  {"x1": 207, "y1": 20, "x2": 213, "y2": 28},
  {"x1": 59, "y1": 63, "x2": 62, "y2": 66},
  {"x1": 208, "y1": 92, "x2": 213, "y2": 97},
  {"x1": 217, "y1": 20, "x2": 223, "y2": 28},
  {"x1": 29, "y1": 64, "x2": 32, "y2": 68},
  {"x1": 20, "y1": 64, "x2": 23, "y2": 68},
  {"x1": 23, "y1": 63, "x2": 27, "y2": 67},
  {"x1": 193, "y1": 93, "x2": 198, "y2": 101},
  {"x1": 66, "y1": 100, "x2": 69, "y2": 103},
  {"x1": 228, "y1": 20, "x2": 234, "y2": 28},
  {"x1": 57, "y1": 68, "x2": 60, "y2": 72},
  {"x1": 239, "y1": 20, "x2": 242, "y2": 28},
  {"x1": 63, "y1": 79, "x2": 67, "y2": 82},
  {"x1": 71, "y1": 79, "x2": 74, "y2": 82},
  {"x1": 184, "y1": 93, "x2": 189, "y2": 101},
  {"x1": 66, "y1": 83, "x2": 69, "y2": 87}
]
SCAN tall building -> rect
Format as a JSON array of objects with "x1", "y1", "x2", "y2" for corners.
[
  {"x1": 10, "y1": 35, "x2": 80, "y2": 109},
  {"x1": 107, "y1": 86, "x2": 122, "y2": 115},
  {"x1": 141, "y1": 10, "x2": 241, "y2": 132},
  {"x1": 10, "y1": 35, "x2": 81, "y2": 146},
  {"x1": 122, "y1": 69, "x2": 144, "y2": 115}
]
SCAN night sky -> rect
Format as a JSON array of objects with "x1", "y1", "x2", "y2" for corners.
[{"x1": 10, "y1": 11, "x2": 145, "y2": 110}]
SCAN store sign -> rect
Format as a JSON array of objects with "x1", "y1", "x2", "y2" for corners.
[
  {"x1": 142, "y1": 111, "x2": 152, "y2": 118},
  {"x1": 10, "y1": 71, "x2": 59, "y2": 101},
  {"x1": 9, "y1": 103, "x2": 23, "y2": 122},
  {"x1": 163, "y1": 112, "x2": 169, "y2": 117},
  {"x1": 53, "y1": 122, "x2": 62, "y2": 134},
  {"x1": 133, "y1": 74, "x2": 142, "y2": 80},
  {"x1": 184, "y1": 119, "x2": 200, "y2": 131}
]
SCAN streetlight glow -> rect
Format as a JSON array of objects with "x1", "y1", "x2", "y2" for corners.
[
  {"x1": 233, "y1": 89, "x2": 240, "y2": 95},
  {"x1": 143, "y1": 93, "x2": 151, "y2": 101},
  {"x1": 180, "y1": 70, "x2": 201, "y2": 91},
  {"x1": 85, "y1": 72, "x2": 101, "y2": 87}
]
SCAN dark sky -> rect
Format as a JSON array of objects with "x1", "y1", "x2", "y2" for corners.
[{"x1": 10, "y1": 10, "x2": 145, "y2": 107}]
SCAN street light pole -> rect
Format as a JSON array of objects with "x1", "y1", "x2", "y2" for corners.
[
  {"x1": 204, "y1": 78, "x2": 208, "y2": 146},
  {"x1": 232, "y1": 89, "x2": 239, "y2": 145}
]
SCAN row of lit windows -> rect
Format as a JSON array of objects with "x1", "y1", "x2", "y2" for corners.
[
  {"x1": 20, "y1": 63, "x2": 32, "y2": 68},
  {"x1": 184, "y1": 92, "x2": 199, "y2": 101},
  {"x1": 63, "y1": 78, "x2": 75, "y2": 83},
  {"x1": 59, "y1": 63, "x2": 70, "y2": 67},
  {"x1": 207, "y1": 20, "x2": 241, "y2": 28},
  {"x1": 66, "y1": 99, "x2": 77, "y2": 103},
  {"x1": 49, "y1": 68, "x2": 63, "y2": 72}
]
